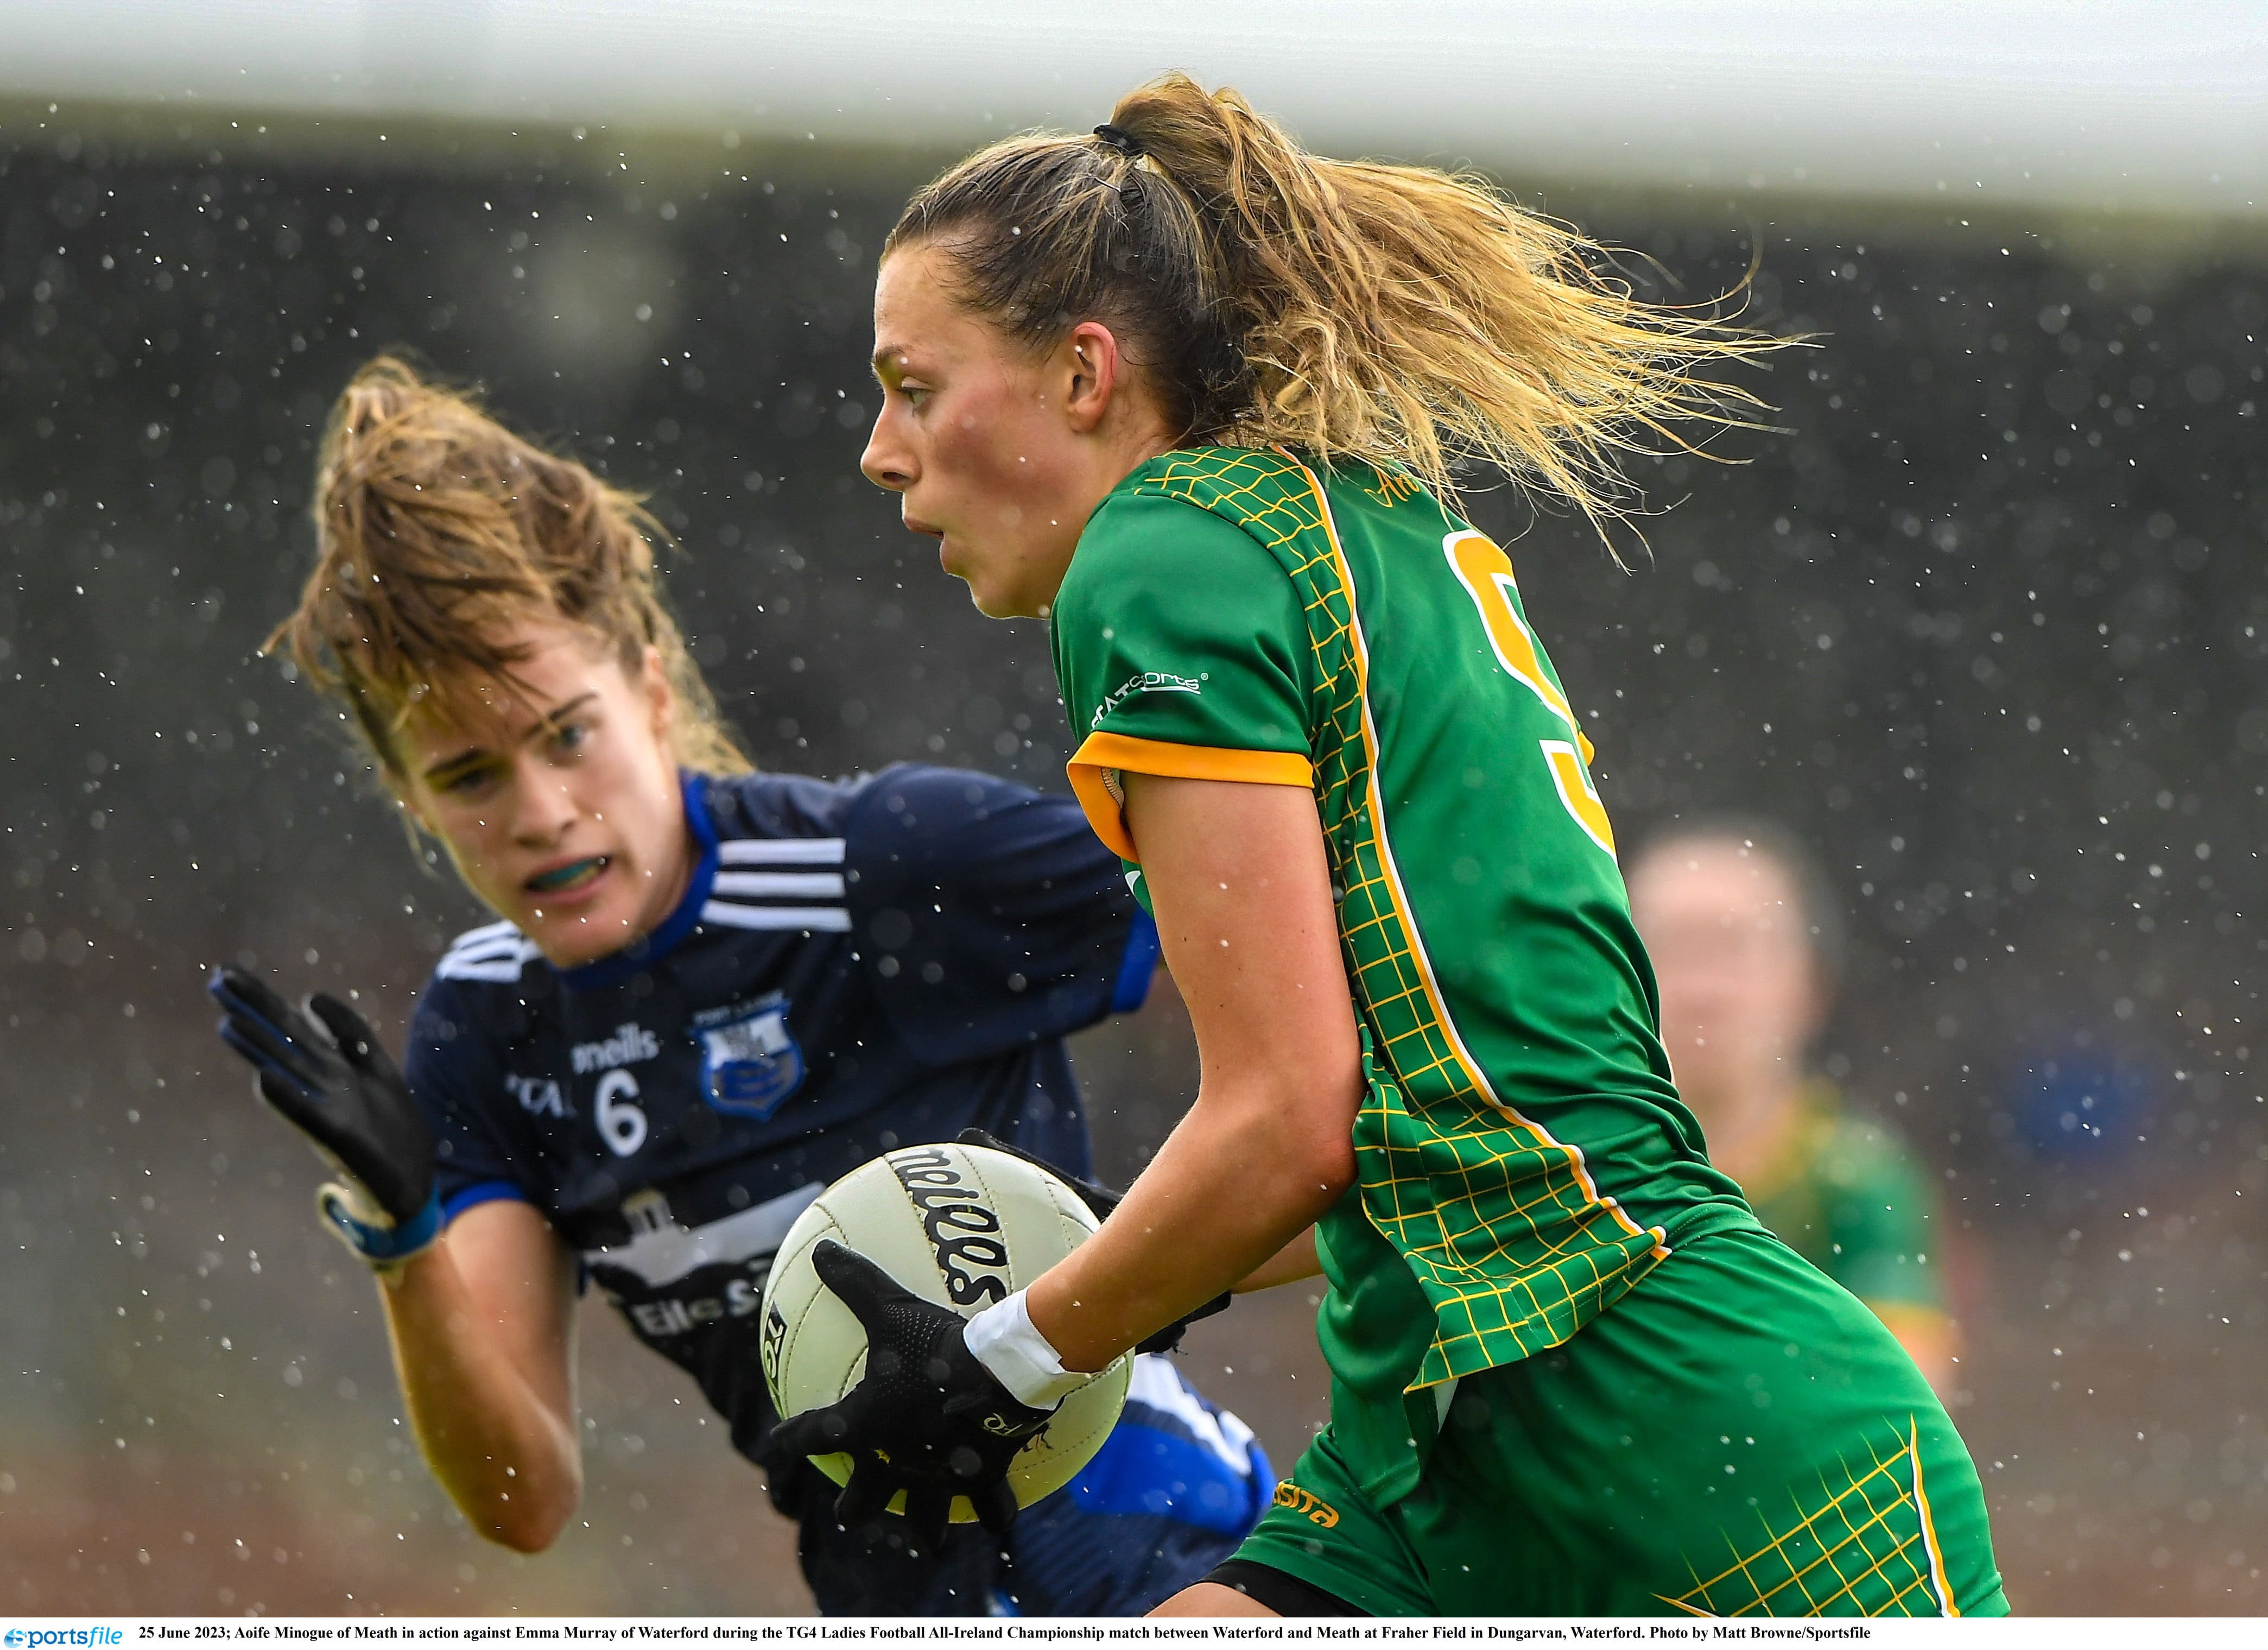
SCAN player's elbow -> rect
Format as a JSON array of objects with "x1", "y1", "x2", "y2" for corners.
[
  {"x1": 470, "y1": 1462, "x2": 581, "y2": 1554},
  {"x1": 1290, "y1": 1126, "x2": 1358, "y2": 1213},
  {"x1": 478, "y1": 1488, "x2": 576, "y2": 1555},
  {"x1": 1269, "y1": 1067, "x2": 1360, "y2": 1219}
]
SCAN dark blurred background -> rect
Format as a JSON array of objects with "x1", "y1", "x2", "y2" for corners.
[{"x1": 2, "y1": 61, "x2": 2265, "y2": 1616}]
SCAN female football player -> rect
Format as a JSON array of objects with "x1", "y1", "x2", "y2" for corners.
[
  {"x1": 778, "y1": 75, "x2": 2008, "y2": 1616},
  {"x1": 206, "y1": 357, "x2": 1269, "y2": 1615}
]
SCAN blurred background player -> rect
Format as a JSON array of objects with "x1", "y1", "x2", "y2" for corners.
[
  {"x1": 206, "y1": 357, "x2": 1268, "y2": 1615},
  {"x1": 1626, "y1": 820, "x2": 1957, "y2": 1392}
]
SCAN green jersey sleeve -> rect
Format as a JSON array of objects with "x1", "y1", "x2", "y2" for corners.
[{"x1": 1050, "y1": 488, "x2": 1315, "y2": 861}]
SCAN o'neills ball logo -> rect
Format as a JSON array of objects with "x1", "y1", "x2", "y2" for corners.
[{"x1": 888, "y1": 1146, "x2": 1012, "y2": 1307}]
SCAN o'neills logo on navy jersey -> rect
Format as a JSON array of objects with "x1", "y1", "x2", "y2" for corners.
[
  {"x1": 888, "y1": 1146, "x2": 1011, "y2": 1308},
  {"x1": 572, "y1": 1021, "x2": 661, "y2": 1074}
]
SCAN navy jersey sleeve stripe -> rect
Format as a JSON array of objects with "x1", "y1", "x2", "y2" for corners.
[{"x1": 444, "y1": 1179, "x2": 531, "y2": 1222}]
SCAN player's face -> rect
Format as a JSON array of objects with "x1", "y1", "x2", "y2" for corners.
[
  {"x1": 395, "y1": 618, "x2": 691, "y2": 969},
  {"x1": 861, "y1": 241, "x2": 1161, "y2": 619},
  {"x1": 1627, "y1": 842, "x2": 1823, "y2": 1114}
]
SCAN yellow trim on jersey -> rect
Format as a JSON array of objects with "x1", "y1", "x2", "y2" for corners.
[
  {"x1": 1067, "y1": 730, "x2": 1314, "y2": 862},
  {"x1": 1909, "y1": 1417, "x2": 1960, "y2": 1617},
  {"x1": 1286, "y1": 450, "x2": 1671, "y2": 1279}
]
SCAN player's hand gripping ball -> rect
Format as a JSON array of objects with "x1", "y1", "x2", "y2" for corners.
[{"x1": 761, "y1": 1142, "x2": 1131, "y2": 1548}]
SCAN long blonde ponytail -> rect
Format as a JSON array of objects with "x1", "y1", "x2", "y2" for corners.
[{"x1": 890, "y1": 73, "x2": 1778, "y2": 524}]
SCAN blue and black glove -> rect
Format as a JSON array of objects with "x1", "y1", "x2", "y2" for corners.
[
  {"x1": 208, "y1": 965, "x2": 440, "y2": 1269},
  {"x1": 955, "y1": 1128, "x2": 1231, "y2": 1355},
  {"x1": 769, "y1": 1239, "x2": 1049, "y2": 1552}
]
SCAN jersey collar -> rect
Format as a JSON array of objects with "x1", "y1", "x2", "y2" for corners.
[{"x1": 556, "y1": 770, "x2": 719, "y2": 992}]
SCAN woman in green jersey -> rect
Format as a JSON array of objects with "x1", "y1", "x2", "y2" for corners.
[{"x1": 773, "y1": 74, "x2": 2006, "y2": 1617}]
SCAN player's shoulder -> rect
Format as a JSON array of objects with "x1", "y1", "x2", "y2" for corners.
[
  {"x1": 698, "y1": 765, "x2": 1057, "y2": 930},
  {"x1": 692, "y1": 769, "x2": 861, "y2": 935},
  {"x1": 408, "y1": 921, "x2": 548, "y2": 1085},
  {"x1": 700, "y1": 763, "x2": 1026, "y2": 863},
  {"x1": 433, "y1": 918, "x2": 543, "y2": 985},
  {"x1": 1118, "y1": 444, "x2": 1312, "y2": 519},
  {"x1": 838, "y1": 762, "x2": 1054, "y2": 878},
  {"x1": 1061, "y1": 475, "x2": 1303, "y2": 660},
  {"x1": 1074, "y1": 454, "x2": 1295, "y2": 586}
]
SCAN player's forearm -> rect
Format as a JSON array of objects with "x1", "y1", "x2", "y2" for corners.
[
  {"x1": 1019, "y1": 772, "x2": 1361, "y2": 1372},
  {"x1": 379, "y1": 1246, "x2": 582, "y2": 1551},
  {"x1": 1029, "y1": 1072, "x2": 1355, "y2": 1371},
  {"x1": 1236, "y1": 1226, "x2": 1322, "y2": 1293}
]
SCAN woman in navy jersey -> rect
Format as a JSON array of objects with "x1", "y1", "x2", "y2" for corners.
[{"x1": 207, "y1": 357, "x2": 1267, "y2": 1615}]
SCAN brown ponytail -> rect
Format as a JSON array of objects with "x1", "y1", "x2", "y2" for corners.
[
  {"x1": 888, "y1": 73, "x2": 1778, "y2": 524},
  {"x1": 274, "y1": 356, "x2": 751, "y2": 783}
]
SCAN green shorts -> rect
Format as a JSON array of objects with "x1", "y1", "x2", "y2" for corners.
[{"x1": 1238, "y1": 1228, "x2": 2007, "y2": 1617}]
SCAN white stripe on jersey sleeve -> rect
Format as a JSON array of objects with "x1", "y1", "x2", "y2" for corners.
[
  {"x1": 717, "y1": 837, "x2": 846, "y2": 867},
  {"x1": 438, "y1": 920, "x2": 540, "y2": 981},
  {"x1": 699, "y1": 900, "x2": 852, "y2": 933},
  {"x1": 437, "y1": 943, "x2": 541, "y2": 982},
  {"x1": 447, "y1": 918, "x2": 522, "y2": 947},
  {"x1": 442, "y1": 939, "x2": 530, "y2": 966},
  {"x1": 711, "y1": 870, "x2": 847, "y2": 900}
]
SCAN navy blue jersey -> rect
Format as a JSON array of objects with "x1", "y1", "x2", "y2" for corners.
[{"x1": 401, "y1": 764, "x2": 1262, "y2": 1614}]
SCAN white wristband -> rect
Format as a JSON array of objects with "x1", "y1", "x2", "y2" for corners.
[{"x1": 964, "y1": 1288, "x2": 1094, "y2": 1409}]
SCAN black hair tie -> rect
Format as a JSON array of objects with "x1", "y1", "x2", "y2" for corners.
[{"x1": 1092, "y1": 124, "x2": 1143, "y2": 160}]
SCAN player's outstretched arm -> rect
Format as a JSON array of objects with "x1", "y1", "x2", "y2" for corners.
[
  {"x1": 1019, "y1": 774, "x2": 1362, "y2": 1374},
  {"x1": 208, "y1": 968, "x2": 582, "y2": 1551},
  {"x1": 378, "y1": 1201, "x2": 584, "y2": 1552}
]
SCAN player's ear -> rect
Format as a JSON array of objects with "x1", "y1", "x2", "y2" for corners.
[
  {"x1": 641, "y1": 644, "x2": 675, "y2": 743},
  {"x1": 1061, "y1": 321, "x2": 1123, "y2": 435}
]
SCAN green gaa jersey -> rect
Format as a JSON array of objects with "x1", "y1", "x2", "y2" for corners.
[{"x1": 1051, "y1": 447, "x2": 1756, "y2": 1500}]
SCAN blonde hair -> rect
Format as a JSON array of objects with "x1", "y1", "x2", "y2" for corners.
[
  {"x1": 889, "y1": 73, "x2": 1778, "y2": 523},
  {"x1": 273, "y1": 356, "x2": 751, "y2": 783}
]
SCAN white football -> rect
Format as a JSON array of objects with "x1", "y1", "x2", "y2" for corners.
[{"x1": 760, "y1": 1141, "x2": 1131, "y2": 1521}]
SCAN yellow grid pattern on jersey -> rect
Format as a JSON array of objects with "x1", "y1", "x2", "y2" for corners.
[
  {"x1": 1659, "y1": 1419, "x2": 1956, "y2": 1618},
  {"x1": 1128, "y1": 448, "x2": 1665, "y2": 1388}
]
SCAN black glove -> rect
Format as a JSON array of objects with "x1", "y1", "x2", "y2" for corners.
[
  {"x1": 769, "y1": 1240, "x2": 1051, "y2": 1552},
  {"x1": 956, "y1": 1128, "x2": 1231, "y2": 1355},
  {"x1": 208, "y1": 965, "x2": 440, "y2": 1267}
]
